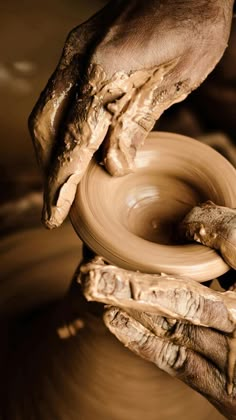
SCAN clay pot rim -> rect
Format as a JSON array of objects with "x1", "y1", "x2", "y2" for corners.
[{"x1": 70, "y1": 131, "x2": 236, "y2": 281}]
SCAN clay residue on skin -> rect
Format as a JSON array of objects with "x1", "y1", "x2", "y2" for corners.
[
  {"x1": 224, "y1": 294, "x2": 236, "y2": 395},
  {"x1": 80, "y1": 259, "x2": 236, "y2": 332},
  {"x1": 227, "y1": 330, "x2": 236, "y2": 395},
  {"x1": 179, "y1": 201, "x2": 236, "y2": 269},
  {"x1": 42, "y1": 64, "x2": 116, "y2": 228},
  {"x1": 179, "y1": 200, "x2": 236, "y2": 393},
  {"x1": 103, "y1": 57, "x2": 189, "y2": 176},
  {"x1": 80, "y1": 258, "x2": 236, "y2": 396},
  {"x1": 29, "y1": 58, "x2": 80, "y2": 172},
  {"x1": 42, "y1": 60, "x2": 190, "y2": 229}
]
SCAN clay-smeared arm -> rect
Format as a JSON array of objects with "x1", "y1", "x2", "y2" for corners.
[{"x1": 29, "y1": 0, "x2": 234, "y2": 229}]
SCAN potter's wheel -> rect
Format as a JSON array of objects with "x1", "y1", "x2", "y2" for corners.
[
  {"x1": 0, "y1": 222, "x2": 81, "y2": 317},
  {"x1": 0, "y1": 224, "x2": 223, "y2": 419}
]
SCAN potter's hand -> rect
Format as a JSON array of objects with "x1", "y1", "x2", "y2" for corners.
[
  {"x1": 80, "y1": 202, "x2": 236, "y2": 418},
  {"x1": 80, "y1": 264, "x2": 236, "y2": 419},
  {"x1": 29, "y1": 0, "x2": 233, "y2": 229}
]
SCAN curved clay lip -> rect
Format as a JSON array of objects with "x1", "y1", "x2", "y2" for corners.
[{"x1": 70, "y1": 132, "x2": 236, "y2": 282}]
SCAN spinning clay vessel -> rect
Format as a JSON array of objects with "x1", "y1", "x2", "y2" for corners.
[{"x1": 71, "y1": 132, "x2": 236, "y2": 281}]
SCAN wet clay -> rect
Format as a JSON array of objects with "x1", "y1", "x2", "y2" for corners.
[
  {"x1": 40, "y1": 61, "x2": 189, "y2": 229},
  {"x1": 179, "y1": 201, "x2": 236, "y2": 269},
  {"x1": 71, "y1": 132, "x2": 236, "y2": 281},
  {"x1": 81, "y1": 259, "x2": 236, "y2": 332}
]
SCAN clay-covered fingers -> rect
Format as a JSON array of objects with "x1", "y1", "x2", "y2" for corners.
[
  {"x1": 110, "y1": 308, "x2": 229, "y2": 374},
  {"x1": 179, "y1": 201, "x2": 236, "y2": 269},
  {"x1": 79, "y1": 259, "x2": 236, "y2": 333},
  {"x1": 103, "y1": 57, "x2": 189, "y2": 176},
  {"x1": 28, "y1": 58, "x2": 79, "y2": 172},
  {"x1": 28, "y1": 0, "x2": 120, "y2": 173},
  {"x1": 28, "y1": 19, "x2": 100, "y2": 173},
  {"x1": 41, "y1": 57, "x2": 189, "y2": 228},
  {"x1": 104, "y1": 307, "x2": 236, "y2": 416},
  {"x1": 42, "y1": 66, "x2": 134, "y2": 228},
  {"x1": 29, "y1": 0, "x2": 234, "y2": 231},
  {"x1": 28, "y1": 7, "x2": 128, "y2": 228}
]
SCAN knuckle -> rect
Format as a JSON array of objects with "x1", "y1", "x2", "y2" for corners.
[
  {"x1": 168, "y1": 320, "x2": 188, "y2": 340},
  {"x1": 174, "y1": 288, "x2": 204, "y2": 321},
  {"x1": 137, "y1": 334, "x2": 157, "y2": 358},
  {"x1": 157, "y1": 341, "x2": 187, "y2": 373},
  {"x1": 152, "y1": 317, "x2": 179, "y2": 338},
  {"x1": 65, "y1": 24, "x2": 83, "y2": 48},
  {"x1": 173, "y1": 322, "x2": 197, "y2": 349}
]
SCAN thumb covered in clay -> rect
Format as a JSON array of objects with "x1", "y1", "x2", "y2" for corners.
[{"x1": 179, "y1": 201, "x2": 236, "y2": 270}]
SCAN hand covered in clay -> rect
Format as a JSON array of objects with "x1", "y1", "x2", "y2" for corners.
[
  {"x1": 80, "y1": 202, "x2": 236, "y2": 419},
  {"x1": 29, "y1": 0, "x2": 234, "y2": 229}
]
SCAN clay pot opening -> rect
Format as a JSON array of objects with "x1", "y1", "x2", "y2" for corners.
[
  {"x1": 70, "y1": 132, "x2": 236, "y2": 281},
  {"x1": 118, "y1": 172, "x2": 208, "y2": 246}
]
